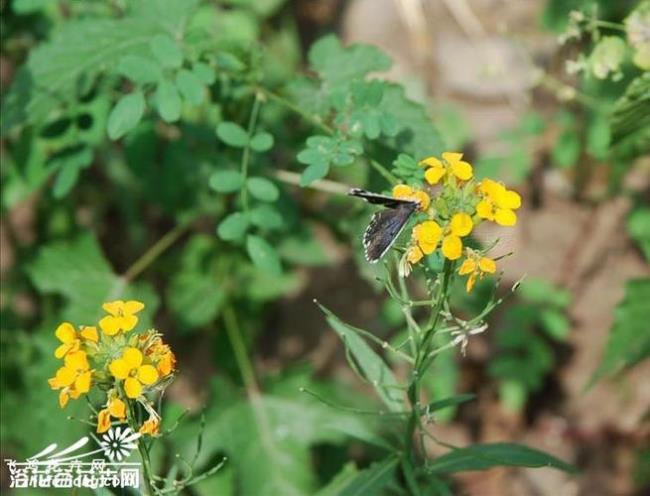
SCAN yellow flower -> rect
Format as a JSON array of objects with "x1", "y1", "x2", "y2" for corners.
[
  {"x1": 97, "y1": 409, "x2": 111, "y2": 433},
  {"x1": 99, "y1": 300, "x2": 145, "y2": 335},
  {"x1": 440, "y1": 212, "x2": 474, "y2": 260},
  {"x1": 392, "y1": 184, "x2": 431, "y2": 211},
  {"x1": 109, "y1": 347, "x2": 159, "y2": 399},
  {"x1": 96, "y1": 396, "x2": 127, "y2": 433},
  {"x1": 144, "y1": 336, "x2": 177, "y2": 377},
  {"x1": 421, "y1": 152, "x2": 473, "y2": 185},
  {"x1": 48, "y1": 350, "x2": 92, "y2": 408},
  {"x1": 476, "y1": 179, "x2": 521, "y2": 226},
  {"x1": 54, "y1": 322, "x2": 98, "y2": 359},
  {"x1": 139, "y1": 416, "x2": 160, "y2": 436},
  {"x1": 412, "y1": 220, "x2": 442, "y2": 255},
  {"x1": 406, "y1": 245, "x2": 424, "y2": 264},
  {"x1": 458, "y1": 254, "x2": 497, "y2": 292}
]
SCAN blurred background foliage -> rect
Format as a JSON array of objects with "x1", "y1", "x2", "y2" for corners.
[{"x1": 1, "y1": 0, "x2": 649, "y2": 494}]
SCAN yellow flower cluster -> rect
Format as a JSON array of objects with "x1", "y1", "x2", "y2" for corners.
[
  {"x1": 48, "y1": 300, "x2": 176, "y2": 436},
  {"x1": 397, "y1": 152, "x2": 521, "y2": 291}
]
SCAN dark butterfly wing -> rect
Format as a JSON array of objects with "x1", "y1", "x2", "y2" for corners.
[
  {"x1": 363, "y1": 202, "x2": 417, "y2": 263},
  {"x1": 349, "y1": 188, "x2": 416, "y2": 209}
]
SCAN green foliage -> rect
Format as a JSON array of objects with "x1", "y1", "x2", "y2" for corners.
[
  {"x1": 593, "y1": 278, "x2": 650, "y2": 380},
  {"x1": 609, "y1": 73, "x2": 650, "y2": 160},
  {"x1": 627, "y1": 206, "x2": 650, "y2": 261}
]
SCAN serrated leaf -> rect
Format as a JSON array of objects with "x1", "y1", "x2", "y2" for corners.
[
  {"x1": 209, "y1": 170, "x2": 244, "y2": 193},
  {"x1": 216, "y1": 121, "x2": 249, "y2": 147},
  {"x1": 217, "y1": 212, "x2": 249, "y2": 241},
  {"x1": 246, "y1": 235, "x2": 282, "y2": 275},
  {"x1": 107, "y1": 91, "x2": 145, "y2": 140},
  {"x1": 149, "y1": 34, "x2": 183, "y2": 69},
  {"x1": 247, "y1": 177, "x2": 279, "y2": 202},
  {"x1": 317, "y1": 303, "x2": 403, "y2": 412},
  {"x1": 117, "y1": 54, "x2": 162, "y2": 84},
  {"x1": 175, "y1": 68, "x2": 204, "y2": 105},
  {"x1": 250, "y1": 131, "x2": 274, "y2": 152},
  {"x1": 427, "y1": 443, "x2": 576, "y2": 474},
  {"x1": 155, "y1": 79, "x2": 182, "y2": 122}
]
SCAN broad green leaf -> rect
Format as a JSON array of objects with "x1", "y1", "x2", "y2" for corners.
[
  {"x1": 107, "y1": 91, "x2": 145, "y2": 140},
  {"x1": 246, "y1": 235, "x2": 282, "y2": 275},
  {"x1": 149, "y1": 34, "x2": 183, "y2": 68},
  {"x1": 551, "y1": 129, "x2": 580, "y2": 169},
  {"x1": 217, "y1": 212, "x2": 249, "y2": 241},
  {"x1": 586, "y1": 113, "x2": 610, "y2": 159},
  {"x1": 300, "y1": 162, "x2": 330, "y2": 186},
  {"x1": 192, "y1": 62, "x2": 216, "y2": 84},
  {"x1": 427, "y1": 443, "x2": 576, "y2": 474},
  {"x1": 175, "y1": 68, "x2": 205, "y2": 105},
  {"x1": 250, "y1": 205, "x2": 284, "y2": 231},
  {"x1": 518, "y1": 278, "x2": 571, "y2": 308},
  {"x1": 168, "y1": 272, "x2": 224, "y2": 329},
  {"x1": 216, "y1": 121, "x2": 249, "y2": 147},
  {"x1": 117, "y1": 54, "x2": 162, "y2": 84},
  {"x1": 609, "y1": 73, "x2": 650, "y2": 160},
  {"x1": 48, "y1": 146, "x2": 94, "y2": 198},
  {"x1": 539, "y1": 309, "x2": 570, "y2": 340},
  {"x1": 317, "y1": 303, "x2": 403, "y2": 412},
  {"x1": 627, "y1": 207, "x2": 650, "y2": 261},
  {"x1": 593, "y1": 278, "x2": 650, "y2": 380},
  {"x1": 209, "y1": 170, "x2": 244, "y2": 193},
  {"x1": 155, "y1": 79, "x2": 182, "y2": 122},
  {"x1": 336, "y1": 457, "x2": 399, "y2": 496},
  {"x1": 247, "y1": 177, "x2": 279, "y2": 202},
  {"x1": 250, "y1": 131, "x2": 274, "y2": 152},
  {"x1": 27, "y1": 234, "x2": 158, "y2": 324}
]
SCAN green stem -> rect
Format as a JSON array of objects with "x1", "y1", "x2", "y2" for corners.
[
  {"x1": 240, "y1": 93, "x2": 263, "y2": 211},
  {"x1": 127, "y1": 401, "x2": 155, "y2": 495}
]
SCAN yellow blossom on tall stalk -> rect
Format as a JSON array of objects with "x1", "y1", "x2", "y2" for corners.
[
  {"x1": 54, "y1": 322, "x2": 98, "y2": 358},
  {"x1": 420, "y1": 152, "x2": 473, "y2": 185},
  {"x1": 99, "y1": 300, "x2": 145, "y2": 335},
  {"x1": 476, "y1": 178, "x2": 522, "y2": 226},
  {"x1": 458, "y1": 251, "x2": 497, "y2": 292},
  {"x1": 109, "y1": 347, "x2": 159, "y2": 399},
  {"x1": 48, "y1": 350, "x2": 92, "y2": 408}
]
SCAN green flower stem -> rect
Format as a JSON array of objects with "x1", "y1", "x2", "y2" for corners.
[
  {"x1": 240, "y1": 92, "x2": 263, "y2": 211},
  {"x1": 127, "y1": 401, "x2": 155, "y2": 495}
]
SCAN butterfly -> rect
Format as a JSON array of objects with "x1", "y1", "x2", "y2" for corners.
[{"x1": 349, "y1": 188, "x2": 420, "y2": 263}]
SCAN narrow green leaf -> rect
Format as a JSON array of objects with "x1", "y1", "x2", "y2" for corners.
[
  {"x1": 149, "y1": 34, "x2": 183, "y2": 68},
  {"x1": 317, "y1": 303, "x2": 403, "y2": 412},
  {"x1": 247, "y1": 177, "x2": 279, "y2": 202},
  {"x1": 425, "y1": 394, "x2": 475, "y2": 413},
  {"x1": 209, "y1": 170, "x2": 245, "y2": 193},
  {"x1": 155, "y1": 79, "x2": 182, "y2": 122},
  {"x1": 246, "y1": 235, "x2": 282, "y2": 275},
  {"x1": 175, "y1": 68, "x2": 204, "y2": 105},
  {"x1": 107, "y1": 91, "x2": 145, "y2": 140},
  {"x1": 217, "y1": 212, "x2": 249, "y2": 241},
  {"x1": 117, "y1": 55, "x2": 162, "y2": 84},
  {"x1": 216, "y1": 121, "x2": 249, "y2": 148},
  {"x1": 250, "y1": 131, "x2": 274, "y2": 152},
  {"x1": 427, "y1": 443, "x2": 577, "y2": 474},
  {"x1": 338, "y1": 457, "x2": 399, "y2": 496}
]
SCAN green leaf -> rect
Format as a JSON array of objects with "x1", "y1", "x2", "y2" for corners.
[
  {"x1": 149, "y1": 34, "x2": 183, "y2": 68},
  {"x1": 246, "y1": 235, "x2": 282, "y2": 274},
  {"x1": 192, "y1": 62, "x2": 216, "y2": 84},
  {"x1": 117, "y1": 54, "x2": 162, "y2": 84},
  {"x1": 50, "y1": 146, "x2": 94, "y2": 198},
  {"x1": 209, "y1": 170, "x2": 245, "y2": 193},
  {"x1": 609, "y1": 73, "x2": 650, "y2": 160},
  {"x1": 217, "y1": 212, "x2": 249, "y2": 241},
  {"x1": 427, "y1": 443, "x2": 577, "y2": 474},
  {"x1": 300, "y1": 163, "x2": 330, "y2": 186},
  {"x1": 332, "y1": 457, "x2": 399, "y2": 496},
  {"x1": 155, "y1": 79, "x2": 182, "y2": 122},
  {"x1": 317, "y1": 303, "x2": 404, "y2": 412},
  {"x1": 539, "y1": 309, "x2": 570, "y2": 340},
  {"x1": 175, "y1": 68, "x2": 204, "y2": 105},
  {"x1": 627, "y1": 207, "x2": 650, "y2": 261},
  {"x1": 27, "y1": 234, "x2": 158, "y2": 324},
  {"x1": 168, "y1": 272, "x2": 224, "y2": 329},
  {"x1": 586, "y1": 113, "x2": 610, "y2": 159},
  {"x1": 216, "y1": 121, "x2": 249, "y2": 148},
  {"x1": 250, "y1": 205, "x2": 285, "y2": 231},
  {"x1": 551, "y1": 129, "x2": 580, "y2": 169},
  {"x1": 425, "y1": 394, "x2": 475, "y2": 413},
  {"x1": 107, "y1": 91, "x2": 145, "y2": 140},
  {"x1": 247, "y1": 177, "x2": 279, "y2": 202},
  {"x1": 250, "y1": 131, "x2": 275, "y2": 152},
  {"x1": 593, "y1": 278, "x2": 650, "y2": 380}
]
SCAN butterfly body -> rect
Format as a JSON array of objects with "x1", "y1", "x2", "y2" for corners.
[{"x1": 349, "y1": 188, "x2": 419, "y2": 263}]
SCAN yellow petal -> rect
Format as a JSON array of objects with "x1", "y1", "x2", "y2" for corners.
[
  {"x1": 120, "y1": 314, "x2": 138, "y2": 332},
  {"x1": 419, "y1": 240, "x2": 438, "y2": 255},
  {"x1": 102, "y1": 300, "x2": 124, "y2": 316},
  {"x1": 441, "y1": 235, "x2": 462, "y2": 260},
  {"x1": 109, "y1": 358, "x2": 131, "y2": 379},
  {"x1": 55, "y1": 367, "x2": 76, "y2": 387},
  {"x1": 392, "y1": 184, "x2": 414, "y2": 199},
  {"x1": 450, "y1": 160, "x2": 473, "y2": 181},
  {"x1": 413, "y1": 191, "x2": 431, "y2": 211},
  {"x1": 419, "y1": 156, "x2": 443, "y2": 168},
  {"x1": 124, "y1": 377, "x2": 142, "y2": 399},
  {"x1": 139, "y1": 417, "x2": 160, "y2": 436},
  {"x1": 450, "y1": 213, "x2": 473, "y2": 237},
  {"x1": 99, "y1": 315, "x2": 121, "y2": 335},
  {"x1": 65, "y1": 350, "x2": 89, "y2": 371},
  {"x1": 124, "y1": 300, "x2": 145, "y2": 315},
  {"x1": 59, "y1": 390, "x2": 69, "y2": 409},
  {"x1": 55, "y1": 322, "x2": 77, "y2": 344},
  {"x1": 108, "y1": 398, "x2": 127, "y2": 419},
  {"x1": 55, "y1": 342, "x2": 73, "y2": 359},
  {"x1": 478, "y1": 257, "x2": 496, "y2": 274},
  {"x1": 80, "y1": 326, "x2": 98, "y2": 342},
  {"x1": 478, "y1": 178, "x2": 503, "y2": 198},
  {"x1": 466, "y1": 273, "x2": 477, "y2": 292},
  {"x1": 406, "y1": 245, "x2": 424, "y2": 264},
  {"x1": 499, "y1": 190, "x2": 521, "y2": 210},
  {"x1": 413, "y1": 220, "x2": 442, "y2": 245},
  {"x1": 123, "y1": 347, "x2": 143, "y2": 368},
  {"x1": 442, "y1": 152, "x2": 464, "y2": 164},
  {"x1": 494, "y1": 208, "x2": 517, "y2": 226},
  {"x1": 458, "y1": 258, "x2": 476, "y2": 275},
  {"x1": 424, "y1": 166, "x2": 446, "y2": 185},
  {"x1": 137, "y1": 365, "x2": 159, "y2": 385},
  {"x1": 75, "y1": 371, "x2": 92, "y2": 394},
  {"x1": 476, "y1": 199, "x2": 494, "y2": 220},
  {"x1": 97, "y1": 409, "x2": 111, "y2": 433}
]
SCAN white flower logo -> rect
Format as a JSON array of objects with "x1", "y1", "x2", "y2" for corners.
[{"x1": 99, "y1": 427, "x2": 140, "y2": 461}]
